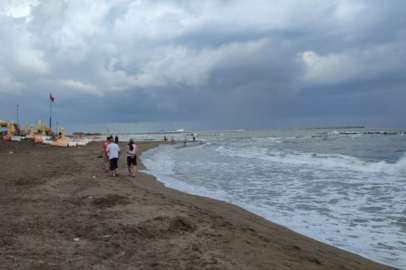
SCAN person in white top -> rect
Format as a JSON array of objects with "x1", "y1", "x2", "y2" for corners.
[
  {"x1": 106, "y1": 137, "x2": 120, "y2": 176},
  {"x1": 125, "y1": 138, "x2": 138, "y2": 177}
]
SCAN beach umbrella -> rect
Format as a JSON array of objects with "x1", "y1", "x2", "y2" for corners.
[
  {"x1": 10, "y1": 121, "x2": 15, "y2": 135},
  {"x1": 30, "y1": 124, "x2": 34, "y2": 135},
  {"x1": 0, "y1": 120, "x2": 7, "y2": 127},
  {"x1": 24, "y1": 122, "x2": 28, "y2": 134},
  {"x1": 37, "y1": 119, "x2": 42, "y2": 132}
]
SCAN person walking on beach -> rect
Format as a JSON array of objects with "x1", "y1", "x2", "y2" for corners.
[
  {"x1": 101, "y1": 136, "x2": 111, "y2": 172},
  {"x1": 126, "y1": 138, "x2": 138, "y2": 177},
  {"x1": 115, "y1": 135, "x2": 119, "y2": 144},
  {"x1": 106, "y1": 137, "x2": 120, "y2": 177}
]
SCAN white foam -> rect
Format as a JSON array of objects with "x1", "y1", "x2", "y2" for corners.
[
  {"x1": 215, "y1": 146, "x2": 406, "y2": 176},
  {"x1": 142, "y1": 148, "x2": 176, "y2": 176},
  {"x1": 253, "y1": 137, "x2": 283, "y2": 143},
  {"x1": 329, "y1": 130, "x2": 340, "y2": 135}
]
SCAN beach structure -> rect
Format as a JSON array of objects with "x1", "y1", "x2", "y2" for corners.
[
  {"x1": 7, "y1": 121, "x2": 24, "y2": 142},
  {"x1": 50, "y1": 138, "x2": 69, "y2": 147},
  {"x1": 0, "y1": 120, "x2": 7, "y2": 128},
  {"x1": 2, "y1": 121, "x2": 101, "y2": 148},
  {"x1": 51, "y1": 127, "x2": 70, "y2": 147},
  {"x1": 37, "y1": 119, "x2": 42, "y2": 133},
  {"x1": 10, "y1": 121, "x2": 15, "y2": 135},
  {"x1": 0, "y1": 120, "x2": 8, "y2": 140},
  {"x1": 2, "y1": 122, "x2": 11, "y2": 141},
  {"x1": 11, "y1": 136, "x2": 23, "y2": 142},
  {"x1": 34, "y1": 137, "x2": 43, "y2": 143},
  {"x1": 25, "y1": 124, "x2": 35, "y2": 139},
  {"x1": 173, "y1": 122, "x2": 184, "y2": 133}
]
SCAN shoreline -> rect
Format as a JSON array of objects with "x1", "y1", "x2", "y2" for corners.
[
  {"x1": 138, "y1": 142, "x2": 400, "y2": 269},
  {"x1": 0, "y1": 140, "x2": 398, "y2": 269}
]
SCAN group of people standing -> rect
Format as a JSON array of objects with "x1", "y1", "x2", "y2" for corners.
[{"x1": 101, "y1": 136, "x2": 138, "y2": 177}]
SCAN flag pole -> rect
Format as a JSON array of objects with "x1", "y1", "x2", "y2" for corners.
[{"x1": 50, "y1": 93, "x2": 52, "y2": 130}]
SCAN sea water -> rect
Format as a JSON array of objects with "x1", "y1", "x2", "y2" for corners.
[{"x1": 126, "y1": 128, "x2": 406, "y2": 269}]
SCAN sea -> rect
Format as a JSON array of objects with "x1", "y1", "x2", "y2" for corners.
[{"x1": 119, "y1": 128, "x2": 406, "y2": 269}]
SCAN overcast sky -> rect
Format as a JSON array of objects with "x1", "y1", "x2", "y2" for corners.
[{"x1": 1, "y1": 0, "x2": 405, "y2": 133}]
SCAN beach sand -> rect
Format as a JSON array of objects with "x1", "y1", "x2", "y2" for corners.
[{"x1": 0, "y1": 140, "x2": 397, "y2": 269}]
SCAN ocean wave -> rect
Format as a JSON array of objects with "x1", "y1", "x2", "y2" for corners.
[
  {"x1": 328, "y1": 131, "x2": 340, "y2": 135},
  {"x1": 142, "y1": 148, "x2": 176, "y2": 176},
  {"x1": 252, "y1": 137, "x2": 283, "y2": 144},
  {"x1": 215, "y1": 146, "x2": 406, "y2": 176}
]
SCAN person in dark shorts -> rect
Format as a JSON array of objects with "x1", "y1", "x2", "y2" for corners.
[
  {"x1": 115, "y1": 135, "x2": 119, "y2": 144},
  {"x1": 126, "y1": 138, "x2": 138, "y2": 177},
  {"x1": 106, "y1": 137, "x2": 120, "y2": 176}
]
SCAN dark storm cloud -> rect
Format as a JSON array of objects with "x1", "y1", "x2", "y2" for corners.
[{"x1": 1, "y1": 0, "x2": 406, "y2": 133}]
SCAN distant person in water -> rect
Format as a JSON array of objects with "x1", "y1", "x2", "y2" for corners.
[
  {"x1": 101, "y1": 136, "x2": 111, "y2": 172},
  {"x1": 184, "y1": 136, "x2": 187, "y2": 146},
  {"x1": 171, "y1": 136, "x2": 174, "y2": 144},
  {"x1": 193, "y1": 135, "x2": 195, "y2": 142},
  {"x1": 115, "y1": 135, "x2": 119, "y2": 144},
  {"x1": 106, "y1": 137, "x2": 120, "y2": 176},
  {"x1": 126, "y1": 138, "x2": 138, "y2": 177},
  {"x1": 164, "y1": 136, "x2": 167, "y2": 142}
]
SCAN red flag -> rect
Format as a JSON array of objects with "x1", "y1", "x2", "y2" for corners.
[{"x1": 50, "y1": 94, "x2": 55, "y2": 102}]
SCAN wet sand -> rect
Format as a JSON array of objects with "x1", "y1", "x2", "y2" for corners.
[{"x1": 0, "y1": 140, "x2": 397, "y2": 269}]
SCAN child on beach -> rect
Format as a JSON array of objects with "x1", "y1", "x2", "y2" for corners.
[
  {"x1": 126, "y1": 138, "x2": 138, "y2": 177},
  {"x1": 106, "y1": 137, "x2": 120, "y2": 177}
]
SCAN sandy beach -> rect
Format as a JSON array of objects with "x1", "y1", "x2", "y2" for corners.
[{"x1": 0, "y1": 140, "x2": 397, "y2": 269}]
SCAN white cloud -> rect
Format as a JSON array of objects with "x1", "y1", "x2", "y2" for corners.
[
  {"x1": 334, "y1": 0, "x2": 365, "y2": 21},
  {"x1": 114, "y1": 0, "x2": 194, "y2": 40},
  {"x1": 59, "y1": 79, "x2": 102, "y2": 96},
  {"x1": 0, "y1": 0, "x2": 38, "y2": 18},
  {"x1": 0, "y1": 14, "x2": 49, "y2": 77},
  {"x1": 0, "y1": 77, "x2": 23, "y2": 92},
  {"x1": 127, "y1": 39, "x2": 270, "y2": 89},
  {"x1": 0, "y1": 66, "x2": 24, "y2": 92},
  {"x1": 16, "y1": 47, "x2": 49, "y2": 74},
  {"x1": 0, "y1": 0, "x2": 404, "y2": 100},
  {"x1": 300, "y1": 42, "x2": 406, "y2": 87}
]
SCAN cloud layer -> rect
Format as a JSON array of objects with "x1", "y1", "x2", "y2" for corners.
[{"x1": 1, "y1": 0, "x2": 405, "y2": 132}]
